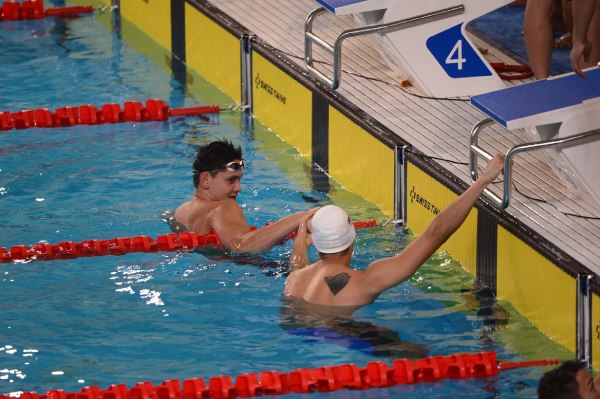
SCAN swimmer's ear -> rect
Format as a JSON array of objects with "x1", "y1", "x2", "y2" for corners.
[{"x1": 200, "y1": 171, "x2": 211, "y2": 189}]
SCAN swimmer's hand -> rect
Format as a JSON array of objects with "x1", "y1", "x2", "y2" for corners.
[
  {"x1": 297, "y1": 210, "x2": 315, "y2": 247},
  {"x1": 570, "y1": 38, "x2": 592, "y2": 78},
  {"x1": 290, "y1": 210, "x2": 316, "y2": 271},
  {"x1": 480, "y1": 154, "x2": 505, "y2": 185}
]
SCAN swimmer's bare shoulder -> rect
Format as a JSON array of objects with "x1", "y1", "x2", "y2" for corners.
[
  {"x1": 174, "y1": 199, "x2": 237, "y2": 234},
  {"x1": 209, "y1": 199, "x2": 251, "y2": 232}
]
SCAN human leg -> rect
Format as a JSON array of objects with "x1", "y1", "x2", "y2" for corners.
[{"x1": 523, "y1": 0, "x2": 555, "y2": 78}]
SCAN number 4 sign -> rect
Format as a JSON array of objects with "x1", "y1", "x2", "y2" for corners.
[{"x1": 426, "y1": 24, "x2": 492, "y2": 78}]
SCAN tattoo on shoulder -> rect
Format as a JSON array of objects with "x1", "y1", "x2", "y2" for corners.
[{"x1": 324, "y1": 273, "x2": 351, "y2": 296}]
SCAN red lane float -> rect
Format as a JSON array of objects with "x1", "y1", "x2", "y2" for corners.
[
  {"x1": 490, "y1": 62, "x2": 534, "y2": 81},
  {"x1": 0, "y1": 99, "x2": 221, "y2": 131},
  {"x1": 44, "y1": 5, "x2": 93, "y2": 17},
  {"x1": 0, "y1": 0, "x2": 93, "y2": 22},
  {"x1": 0, "y1": 232, "x2": 222, "y2": 264},
  {"x1": 0, "y1": 352, "x2": 558, "y2": 399},
  {"x1": 279, "y1": 218, "x2": 377, "y2": 243},
  {"x1": 497, "y1": 358, "x2": 560, "y2": 371},
  {"x1": 0, "y1": 220, "x2": 378, "y2": 263}
]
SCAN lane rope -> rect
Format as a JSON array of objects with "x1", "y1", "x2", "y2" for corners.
[
  {"x1": 0, "y1": 352, "x2": 558, "y2": 398},
  {"x1": 0, "y1": 99, "x2": 221, "y2": 131},
  {"x1": 0, "y1": 0, "x2": 93, "y2": 21},
  {"x1": 0, "y1": 220, "x2": 378, "y2": 263}
]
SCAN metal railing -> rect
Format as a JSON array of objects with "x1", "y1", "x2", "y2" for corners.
[
  {"x1": 304, "y1": 5, "x2": 465, "y2": 89},
  {"x1": 470, "y1": 118, "x2": 600, "y2": 209}
]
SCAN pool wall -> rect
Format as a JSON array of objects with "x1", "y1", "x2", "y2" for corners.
[{"x1": 86, "y1": 0, "x2": 598, "y2": 369}]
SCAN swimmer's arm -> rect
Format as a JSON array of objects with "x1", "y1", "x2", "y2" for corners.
[
  {"x1": 570, "y1": 0, "x2": 597, "y2": 75},
  {"x1": 572, "y1": 0, "x2": 596, "y2": 44},
  {"x1": 290, "y1": 213, "x2": 313, "y2": 271},
  {"x1": 363, "y1": 155, "x2": 504, "y2": 294},
  {"x1": 212, "y1": 202, "x2": 316, "y2": 253}
]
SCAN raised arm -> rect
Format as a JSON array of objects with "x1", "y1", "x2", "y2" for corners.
[
  {"x1": 363, "y1": 155, "x2": 505, "y2": 295},
  {"x1": 211, "y1": 202, "x2": 316, "y2": 253}
]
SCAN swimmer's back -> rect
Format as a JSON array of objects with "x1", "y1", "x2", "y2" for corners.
[{"x1": 285, "y1": 262, "x2": 376, "y2": 308}]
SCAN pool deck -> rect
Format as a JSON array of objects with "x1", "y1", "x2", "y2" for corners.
[{"x1": 210, "y1": 0, "x2": 600, "y2": 275}]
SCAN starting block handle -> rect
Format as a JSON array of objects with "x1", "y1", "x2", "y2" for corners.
[
  {"x1": 305, "y1": 8, "x2": 337, "y2": 88},
  {"x1": 470, "y1": 118, "x2": 512, "y2": 208},
  {"x1": 470, "y1": 118, "x2": 600, "y2": 209},
  {"x1": 304, "y1": 5, "x2": 465, "y2": 90}
]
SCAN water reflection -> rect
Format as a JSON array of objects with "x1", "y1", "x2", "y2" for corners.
[{"x1": 280, "y1": 296, "x2": 429, "y2": 360}]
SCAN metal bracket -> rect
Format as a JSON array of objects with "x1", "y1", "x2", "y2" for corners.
[
  {"x1": 304, "y1": 5, "x2": 465, "y2": 89},
  {"x1": 577, "y1": 274, "x2": 592, "y2": 367},
  {"x1": 240, "y1": 34, "x2": 255, "y2": 113},
  {"x1": 394, "y1": 145, "x2": 408, "y2": 225},
  {"x1": 469, "y1": 118, "x2": 600, "y2": 209}
]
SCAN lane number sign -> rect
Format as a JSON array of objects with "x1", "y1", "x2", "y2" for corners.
[{"x1": 426, "y1": 24, "x2": 492, "y2": 78}]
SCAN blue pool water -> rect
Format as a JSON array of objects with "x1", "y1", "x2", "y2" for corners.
[{"x1": 0, "y1": 3, "x2": 571, "y2": 398}]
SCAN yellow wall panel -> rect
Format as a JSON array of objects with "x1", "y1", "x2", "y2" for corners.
[
  {"x1": 185, "y1": 5, "x2": 240, "y2": 103},
  {"x1": 497, "y1": 227, "x2": 576, "y2": 353},
  {"x1": 252, "y1": 53, "x2": 312, "y2": 158},
  {"x1": 405, "y1": 162, "x2": 478, "y2": 275},
  {"x1": 329, "y1": 108, "x2": 394, "y2": 217},
  {"x1": 120, "y1": 0, "x2": 171, "y2": 51},
  {"x1": 119, "y1": 17, "x2": 172, "y2": 77},
  {"x1": 593, "y1": 294, "x2": 600, "y2": 371}
]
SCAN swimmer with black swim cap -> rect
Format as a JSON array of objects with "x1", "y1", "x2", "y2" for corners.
[{"x1": 174, "y1": 139, "x2": 317, "y2": 254}]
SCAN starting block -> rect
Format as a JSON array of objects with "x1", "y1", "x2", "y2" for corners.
[
  {"x1": 305, "y1": 0, "x2": 513, "y2": 97},
  {"x1": 469, "y1": 67, "x2": 600, "y2": 208}
]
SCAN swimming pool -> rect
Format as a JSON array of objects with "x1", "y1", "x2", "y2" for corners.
[{"x1": 0, "y1": 3, "x2": 571, "y2": 398}]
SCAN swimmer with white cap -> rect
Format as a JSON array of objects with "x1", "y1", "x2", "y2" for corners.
[{"x1": 284, "y1": 154, "x2": 505, "y2": 310}]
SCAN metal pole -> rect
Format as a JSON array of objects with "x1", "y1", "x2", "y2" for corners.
[
  {"x1": 304, "y1": 5, "x2": 464, "y2": 89},
  {"x1": 394, "y1": 145, "x2": 408, "y2": 225},
  {"x1": 240, "y1": 34, "x2": 254, "y2": 113},
  {"x1": 577, "y1": 274, "x2": 592, "y2": 366},
  {"x1": 470, "y1": 121, "x2": 600, "y2": 209}
]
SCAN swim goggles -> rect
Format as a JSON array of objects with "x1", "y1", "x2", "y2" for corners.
[
  {"x1": 222, "y1": 160, "x2": 244, "y2": 172},
  {"x1": 194, "y1": 160, "x2": 245, "y2": 175}
]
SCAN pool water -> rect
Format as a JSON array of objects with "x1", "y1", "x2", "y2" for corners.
[{"x1": 0, "y1": 3, "x2": 571, "y2": 398}]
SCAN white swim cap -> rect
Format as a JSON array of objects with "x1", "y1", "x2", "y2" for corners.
[{"x1": 311, "y1": 205, "x2": 356, "y2": 254}]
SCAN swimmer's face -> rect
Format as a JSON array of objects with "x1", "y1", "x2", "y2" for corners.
[
  {"x1": 577, "y1": 369, "x2": 600, "y2": 399},
  {"x1": 206, "y1": 160, "x2": 243, "y2": 201}
]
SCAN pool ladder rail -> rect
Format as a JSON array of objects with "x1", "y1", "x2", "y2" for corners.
[{"x1": 0, "y1": 352, "x2": 558, "y2": 399}]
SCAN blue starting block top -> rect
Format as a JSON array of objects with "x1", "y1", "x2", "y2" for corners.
[
  {"x1": 471, "y1": 68, "x2": 600, "y2": 129},
  {"x1": 315, "y1": 0, "x2": 390, "y2": 15}
]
